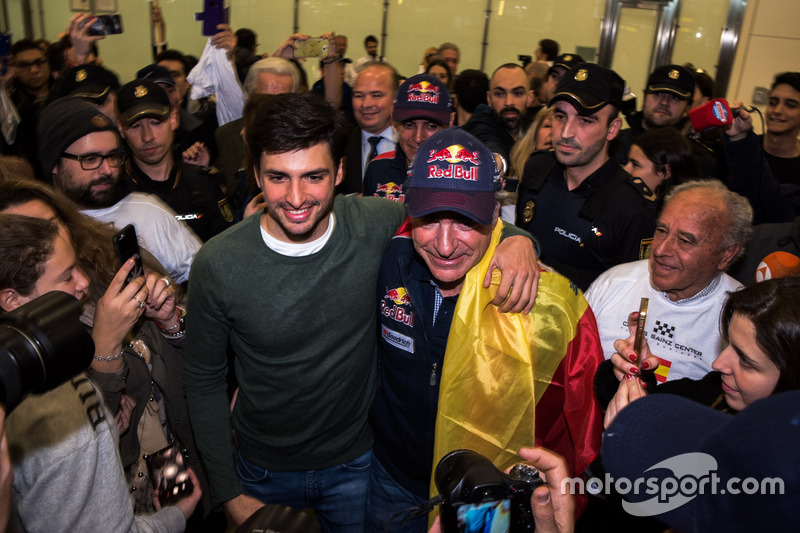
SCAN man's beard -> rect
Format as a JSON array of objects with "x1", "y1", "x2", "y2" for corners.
[
  {"x1": 54, "y1": 167, "x2": 119, "y2": 209},
  {"x1": 499, "y1": 107, "x2": 524, "y2": 134}
]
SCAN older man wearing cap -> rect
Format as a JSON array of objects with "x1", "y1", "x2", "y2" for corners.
[
  {"x1": 516, "y1": 62, "x2": 657, "y2": 290},
  {"x1": 362, "y1": 73, "x2": 451, "y2": 201},
  {"x1": 184, "y1": 94, "x2": 539, "y2": 532},
  {"x1": 116, "y1": 79, "x2": 233, "y2": 242},
  {"x1": 37, "y1": 97, "x2": 201, "y2": 284},
  {"x1": 367, "y1": 127, "x2": 604, "y2": 532}
]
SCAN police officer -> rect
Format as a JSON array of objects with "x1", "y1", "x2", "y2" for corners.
[
  {"x1": 116, "y1": 79, "x2": 232, "y2": 242},
  {"x1": 516, "y1": 62, "x2": 656, "y2": 290}
]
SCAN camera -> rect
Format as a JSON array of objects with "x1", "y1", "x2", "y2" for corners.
[
  {"x1": 435, "y1": 449, "x2": 543, "y2": 532},
  {"x1": 0, "y1": 291, "x2": 94, "y2": 412}
]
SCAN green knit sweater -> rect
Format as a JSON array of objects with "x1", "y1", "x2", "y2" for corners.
[{"x1": 185, "y1": 195, "x2": 407, "y2": 506}]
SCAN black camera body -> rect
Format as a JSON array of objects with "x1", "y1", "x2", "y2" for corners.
[
  {"x1": 435, "y1": 449, "x2": 543, "y2": 532},
  {"x1": 0, "y1": 291, "x2": 93, "y2": 412}
]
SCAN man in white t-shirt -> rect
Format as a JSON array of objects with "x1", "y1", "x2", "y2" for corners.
[
  {"x1": 586, "y1": 180, "x2": 752, "y2": 382},
  {"x1": 37, "y1": 97, "x2": 201, "y2": 284}
]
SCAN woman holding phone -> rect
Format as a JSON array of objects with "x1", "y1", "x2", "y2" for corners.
[{"x1": 0, "y1": 179, "x2": 212, "y2": 523}]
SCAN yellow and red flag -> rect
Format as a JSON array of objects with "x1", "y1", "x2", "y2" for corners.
[{"x1": 430, "y1": 221, "x2": 604, "y2": 501}]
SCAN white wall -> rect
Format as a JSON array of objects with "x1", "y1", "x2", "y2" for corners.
[{"x1": 4, "y1": 0, "x2": 798, "y2": 105}]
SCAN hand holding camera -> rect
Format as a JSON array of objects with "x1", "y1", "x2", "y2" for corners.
[{"x1": 431, "y1": 448, "x2": 574, "y2": 533}]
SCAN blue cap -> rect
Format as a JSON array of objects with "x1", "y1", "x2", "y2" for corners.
[
  {"x1": 603, "y1": 391, "x2": 800, "y2": 532},
  {"x1": 405, "y1": 127, "x2": 500, "y2": 226},
  {"x1": 393, "y1": 74, "x2": 451, "y2": 125}
]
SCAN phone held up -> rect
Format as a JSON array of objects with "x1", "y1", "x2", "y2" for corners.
[
  {"x1": 112, "y1": 224, "x2": 144, "y2": 285},
  {"x1": 295, "y1": 38, "x2": 330, "y2": 58},
  {"x1": 195, "y1": 0, "x2": 230, "y2": 36},
  {"x1": 89, "y1": 14, "x2": 124, "y2": 36}
]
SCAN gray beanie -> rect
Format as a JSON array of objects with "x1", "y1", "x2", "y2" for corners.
[{"x1": 37, "y1": 97, "x2": 118, "y2": 176}]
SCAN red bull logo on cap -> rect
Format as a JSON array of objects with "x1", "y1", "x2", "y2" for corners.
[
  {"x1": 407, "y1": 80, "x2": 440, "y2": 104},
  {"x1": 426, "y1": 144, "x2": 480, "y2": 181},
  {"x1": 381, "y1": 287, "x2": 414, "y2": 326}
]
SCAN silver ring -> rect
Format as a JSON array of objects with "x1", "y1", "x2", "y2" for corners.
[
  {"x1": 160, "y1": 277, "x2": 171, "y2": 288},
  {"x1": 134, "y1": 297, "x2": 145, "y2": 310}
]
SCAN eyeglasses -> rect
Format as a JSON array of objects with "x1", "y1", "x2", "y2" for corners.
[
  {"x1": 14, "y1": 58, "x2": 47, "y2": 70},
  {"x1": 61, "y1": 150, "x2": 125, "y2": 170}
]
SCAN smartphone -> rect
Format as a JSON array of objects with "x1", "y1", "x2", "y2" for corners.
[
  {"x1": 195, "y1": 0, "x2": 230, "y2": 36},
  {"x1": 144, "y1": 444, "x2": 194, "y2": 507},
  {"x1": 112, "y1": 224, "x2": 144, "y2": 285},
  {"x1": 89, "y1": 14, "x2": 124, "y2": 36},
  {"x1": 295, "y1": 38, "x2": 329, "y2": 58},
  {"x1": 633, "y1": 297, "x2": 649, "y2": 371}
]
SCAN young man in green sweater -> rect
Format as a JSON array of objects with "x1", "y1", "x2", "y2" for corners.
[{"x1": 184, "y1": 92, "x2": 538, "y2": 532}]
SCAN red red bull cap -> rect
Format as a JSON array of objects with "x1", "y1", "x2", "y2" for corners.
[
  {"x1": 393, "y1": 74, "x2": 451, "y2": 126},
  {"x1": 405, "y1": 127, "x2": 500, "y2": 226}
]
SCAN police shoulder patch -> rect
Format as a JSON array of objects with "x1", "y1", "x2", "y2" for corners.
[
  {"x1": 628, "y1": 177, "x2": 657, "y2": 203},
  {"x1": 522, "y1": 200, "x2": 536, "y2": 224},
  {"x1": 218, "y1": 197, "x2": 234, "y2": 222}
]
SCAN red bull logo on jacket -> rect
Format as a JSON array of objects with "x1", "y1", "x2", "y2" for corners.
[
  {"x1": 426, "y1": 144, "x2": 480, "y2": 181},
  {"x1": 381, "y1": 287, "x2": 414, "y2": 326},
  {"x1": 406, "y1": 80, "x2": 440, "y2": 104},
  {"x1": 374, "y1": 182, "x2": 405, "y2": 202}
]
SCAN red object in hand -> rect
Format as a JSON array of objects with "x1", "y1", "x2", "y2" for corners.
[{"x1": 689, "y1": 98, "x2": 734, "y2": 133}]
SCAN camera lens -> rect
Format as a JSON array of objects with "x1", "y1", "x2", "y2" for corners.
[{"x1": 0, "y1": 291, "x2": 94, "y2": 412}]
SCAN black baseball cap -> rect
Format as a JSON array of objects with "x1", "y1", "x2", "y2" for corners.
[
  {"x1": 645, "y1": 64, "x2": 694, "y2": 101},
  {"x1": 549, "y1": 62, "x2": 625, "y2": 116},
  {"x1": 548, "y1": 53, "x2": 584, "y2": 76},
  {"x1": 61, "y1": 64, "x2": 120, "y2": 102},
  {"x1": 116, "y1": 79, "x2": 171, "y2": 126}
]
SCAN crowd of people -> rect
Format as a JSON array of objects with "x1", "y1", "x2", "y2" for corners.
[{"x1": 0, "y1": 9, "x2": 798, "y2": 533}]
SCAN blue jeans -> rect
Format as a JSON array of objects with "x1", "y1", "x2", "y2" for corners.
[
  {"x1": 366, "y1": 455, "x2": 428, "y2": 533},
  {"x1": 237, "y1": 448, "x2": 372, "y2": 533}
]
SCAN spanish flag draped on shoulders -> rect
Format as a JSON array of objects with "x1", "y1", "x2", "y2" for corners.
[{"x1": 430, "y1": 220, "x2": 604, "y2": 510}]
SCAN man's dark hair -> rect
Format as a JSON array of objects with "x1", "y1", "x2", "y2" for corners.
[
  {"x1": 772, "y1": 72, "x2": 800, "y2": 94},
  {"x1": 453, "y1": 69, "x2": 489, "y2": 113},
  {"x1": 155, "y1": 49, "x2": 189, "y2": 76},
  {"x1": 244, "y1": 93, "x2": 347, "y2": 171},
  {"x1": 10, "y1": 38, "x2": 41, "y2": 57},
  {"x1": 235, "y1": 28, "x2": 257, "y2": 51},
  {"x1": 364, "y1": 35, "x2": 378, "y2": 46},
  {"x1": 0, "y1": 214, "x2": 58, "y2": 297},
  {"x1": 539, "y1": 39, "x2": 559, "y2": 61}
]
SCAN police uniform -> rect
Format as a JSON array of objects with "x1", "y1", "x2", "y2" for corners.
[
  {"x1": 123, "y1": 160, "x2": 233, "y2": 242},
  {"x1": 516, "y1": 151, "x2": 657, "y2": 290},
  {"x1": 361, "y1": 148, "x2": 408, "y2": 201}
]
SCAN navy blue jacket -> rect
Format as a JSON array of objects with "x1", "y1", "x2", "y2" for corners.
[{"x1": 369, "y1": 233, "x2": 457, "y2": 499}]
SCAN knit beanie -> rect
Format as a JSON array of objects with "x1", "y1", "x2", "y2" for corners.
[{"x1": 37, "y1": 97, "x2": 118, "y2": 176}]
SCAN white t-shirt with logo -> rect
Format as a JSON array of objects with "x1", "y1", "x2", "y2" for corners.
[{"x1": 586, "y1": 259, "x2": 742, "y2": 382}]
